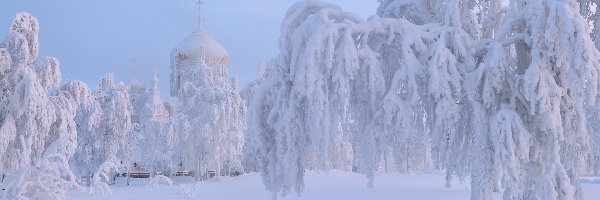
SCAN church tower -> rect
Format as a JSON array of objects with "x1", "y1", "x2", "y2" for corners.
[
  {"x1": 167, "y1": 1, "x2": 246, "y2": 179},
  {"x1": 149, "y1": 68, "x2": 169, "y2": 121},
  {"x1": 170, "y1": 0, "x2": 229, "y2": 96},
  {"x1": 129, "y1": 62, "x2": 147, "y2": 125}
]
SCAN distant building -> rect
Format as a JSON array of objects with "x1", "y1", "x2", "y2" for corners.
[
  {"x1": 170, "y1": 0, "x2": 229, "y2": 94},
  {"x1": 127, "y1": 0, "x2": 238, "y2": 179},
  {"x1": 129, "y1": 0, "x2": 230, "y2": 123},
  {"x1": 129, "y1": 68, "x2": 170, "y2": 124}
]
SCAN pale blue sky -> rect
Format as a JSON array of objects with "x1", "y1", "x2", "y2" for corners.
[{"x1": 0, "y1": 0, "x2": 378, "y2": 93}]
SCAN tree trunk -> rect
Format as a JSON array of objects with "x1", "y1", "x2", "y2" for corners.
[
  {"x1": 384, "y1": 151, "x2": 389, "y2": 173},
  {"x1": 127, "y1": 167, "x2": 131, "y2": 186}
]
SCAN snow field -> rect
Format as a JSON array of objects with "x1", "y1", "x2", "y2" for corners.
[{"x1": 68, "y1": 171, "x2": 600, "y2": 200}]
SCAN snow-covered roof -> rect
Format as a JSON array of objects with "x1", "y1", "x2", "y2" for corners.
[
  {"x1": 171, "y1": 30, "x2": 228, "y2": 66},
  {"x1": 151, "y1": 68, "x2": 160, "y2": 88},
  {"x1": 130, "y1": 78, "x2": 145, "y2": 91},
  {"x1": 170, "y1": 0, "x2": 228, "y2": 67}
]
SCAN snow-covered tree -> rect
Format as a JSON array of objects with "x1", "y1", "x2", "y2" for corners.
[
  {"x1": 0, "y1": 12, "x2": 84, "y2": 199},
  {"x1": 0, "y1": 12, "x2": 52, "y2": 173},
  {"x1": 248, "y1": 1, "x2": 471, "y2": 196},
  {"x1": 67, "y1": 73, "x2": 135, "y2": 186},
  {"x1": 64, "y1": 81, "x2": 102, "y2": 179},
  {"x1": 133, "y1": 70, "x2": 177, "y2": 176},
  {"x1": 377, "y1": 0, "x2": 598, "y2": 199},
  {"x1": 0, "y1": 44, "x2": 13, "y2": 177},
  {"x1": 247, "y1": 1, "x2": 600, "y2": 200},
  {"x1": 241, "y1": 62, "x2": 276, "y2": 172},
  {"x1": 246, "y1": 2, "x2": 365, "y2": 197},
  {"x1": 173, "y1": 65, "x2": 246, "y2": 180},
  {"x1": 457, "y1": 0, "x2": 600, "y2": 199},
  {"x1": 92, "y1": 73, "x2": 135, "y2": 178},
  {"x1": 0, "y1": 11, "x2": 51, "y2": 175},
  {"x1": 137, "y1": 119, "x2": 176, "y2": 176},
  {"x1": 579, "y1": 0, "x2": 600, "y2": 176}
]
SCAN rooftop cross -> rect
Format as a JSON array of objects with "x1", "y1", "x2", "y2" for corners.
[
  {"x1": 195, "y1": 0, "x2": 207, "y2": 32},
  {"x1": 152, "y1": 67, "x2": 159, "y2": 90},
  {"x1": 131, "y1": 59, "x2": 140, "y2": 79}
]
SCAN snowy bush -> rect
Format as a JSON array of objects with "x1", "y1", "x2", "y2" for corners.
[
  {"x1": 179, "y1": 182, "x2": 200, "y2": 200},
  {"x1": 147, "y1": 174, "x2": 173, "y2": 188},
  {"x1": 87, "y1": 161, "x2": 119, "y2": 196},
  {"x1": 2, "y1": 138, "x2": 82, "y2": 200}
]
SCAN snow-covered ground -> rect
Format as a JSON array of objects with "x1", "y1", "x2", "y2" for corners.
[{"x1": 68, "y1": 171, "x2": 600, "y2": 200}]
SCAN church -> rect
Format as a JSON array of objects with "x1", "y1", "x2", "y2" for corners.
[
  {"x1": 127, "y1": 0, "x2": 245, "y2": 179},
  {"x1": 129, "y1": 0, "x2": 230, "y2": 124}
]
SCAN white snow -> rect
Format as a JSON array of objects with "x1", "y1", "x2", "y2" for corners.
[{"x1": 66, "y1": 171, "x2": 600, "y2": 200}]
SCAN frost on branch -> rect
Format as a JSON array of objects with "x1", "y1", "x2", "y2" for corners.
[
  {"x1": 578, "y1": 0, "x2": 600, "y2": 49},
  {"x1": 6, "y1": 12, "x2": 38, "y2": 65},
  {"x1": 36, "y1": 57, "x2": 61, "y2": 92},
  {"x1": 489, "y1": 108, "x2": 529, "y2": 199},
  {"x1": 0, "y1": 48, "x2": 10, "y2": 75}
]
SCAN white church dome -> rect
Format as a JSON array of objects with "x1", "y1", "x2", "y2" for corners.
[
  {"x1": 171, "y1": 29, "x2": 228, "y2": 66},
  {"x1": 170, "y1": 0, "x2": 230, "y2": 97},
  {"x1": 171, "y1": 0, "x2": 228, "y2": 67},
  {"x1": 130, "y1": 78, "x2": 145, "y2": 91}
]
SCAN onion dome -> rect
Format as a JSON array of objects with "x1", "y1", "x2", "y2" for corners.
[
  {"x1": 130, "y1": 78, "x2": 145, "y2": 91},
  {"x1": 129, "y1": 63, "x2": 146, "y2": 91},
  {"x1": 171, "y1": 0, "x2": 228, "y2": 66}
]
